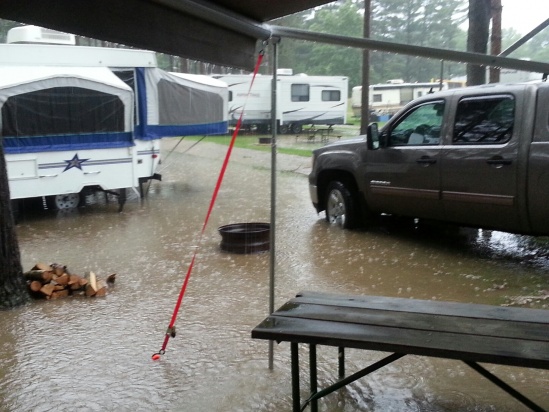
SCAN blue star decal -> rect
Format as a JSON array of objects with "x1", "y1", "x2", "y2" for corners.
[{"x1": 63, "y1": 153, "x2": 90, "y2": 172}]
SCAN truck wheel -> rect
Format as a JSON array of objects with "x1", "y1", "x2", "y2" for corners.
[
  {"x1": 46, "y1": 193, "x2": 81, "y2": 210},
  {"x1": 325, "y1": 181, "x2": 359, "y2": 229}
]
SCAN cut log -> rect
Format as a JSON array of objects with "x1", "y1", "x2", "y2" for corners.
[
  {"x1": 24, "y1": 270, "x2": 45, "y2": 281},
  {"x1": 53, "y1": 273, "x2": 70, "y2": 286},
  {"x1": 52, "y1": 264, "x2": 66, "y2": 276},
  {"x1": 85, "y1": 284, "x2": 96, "y2": 297},
  {"x1": 85, "y1": 272, "x2": 98, "y2": 297},
  {"x1": 88, "y1": 272, "x2": 97, "y2": 291},
  {"x1": 68, "y1": 274, "x2": 84, "y2": 290},
  {"x1": 24, "y1": 269, "x2": 53, "y2": 283},
  {"x1": 42, "y1": 271, "x2": 54, "y2": 283},
  {"x1": 29, "y1": 280, "x2": 42, "y2": 292},
  {"x1": 95, "y1": 280, "x2": 108, "y2": 297},
  {"x1": 39, "y1": 283, "x2": 55, "y2": 297},
  {"x1": 51, "y1": 289, "x2": 70, "y2": 299},
  {"x1": 106, "y1": 273, "x2": 116, "y2": 284},
  {"x1": 33, "y1": 263, "x2": 53, "y2": 271}
]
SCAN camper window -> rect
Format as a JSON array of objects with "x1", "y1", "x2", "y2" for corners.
[
  {"x1": 322, "y1": 90, "x2": 341, "y2": 102},
  {"x1": 291, "y1": 84, "x2": 310, "y2": 102}
]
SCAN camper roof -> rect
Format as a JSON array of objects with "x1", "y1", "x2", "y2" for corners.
[
  {"x1": 0, "y1": 44, "x2": 157, "y2": 68},
  {"x1": 170, "y1": 72, "x2": 228, "y2": 88},
  {"x1": 0, "y1": 66, "x2": 133, "y2": 91}
]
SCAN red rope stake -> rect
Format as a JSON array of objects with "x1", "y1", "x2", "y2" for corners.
[{"x1": 153, "y1": 50, "x2": 265, "y2": 360}]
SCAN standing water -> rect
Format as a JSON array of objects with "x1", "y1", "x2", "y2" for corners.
[{"x1": 1, "y1": 138, "x2": 548, "y2": 411}]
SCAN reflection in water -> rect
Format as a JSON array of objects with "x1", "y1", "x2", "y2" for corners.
[{"x1": 2, "y1": 140, "x2": 548, "y2": 411}]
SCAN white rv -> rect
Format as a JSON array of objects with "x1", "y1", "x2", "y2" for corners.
[
  {"x1": 213, "y1": 71, "x2": 348, "y2": 134},
  {"x1": 1, "y1": 27, "x2": 228, "y2": 210},
  {"x1": 351, "y1": 79, "x2": 464, "y2": 118}
]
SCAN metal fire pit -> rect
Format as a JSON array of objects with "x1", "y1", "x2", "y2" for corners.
[{"x1": 218, "y1": 222, "x2": 270, "y2": 254}]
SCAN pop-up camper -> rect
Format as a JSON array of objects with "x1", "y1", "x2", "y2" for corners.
[
  {"x1": 1, "y1": 65, "x2": 136, "y2": 207},
  {"x1": 0, "y1": 27, "x2": 228, "y2": 210}
]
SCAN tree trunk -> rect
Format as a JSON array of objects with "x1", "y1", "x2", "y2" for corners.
[
  {"x1": 360, "y1": 0, "x2": 371, "y2": 135},
  {"x1": 489, "y1": 0, "x2": 502, "y2": 83},
  {"x1": 0, "y1": 142, "x2": 31, "y2": 309},
  {"x1": 467, "y1": 0, "x2": 492, "y2": 85}
]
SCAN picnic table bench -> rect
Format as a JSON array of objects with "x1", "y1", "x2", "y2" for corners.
[
  {"x1": 300, "y1": 126, "x2": 340, "y2": 143},
  {"x1": 251, "y1": 291, "x2": 549, "y2": 412}
]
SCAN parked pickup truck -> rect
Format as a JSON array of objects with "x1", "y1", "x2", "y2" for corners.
[{"x1": 309, "y1": 81, "x2": 549, "y2": 235}]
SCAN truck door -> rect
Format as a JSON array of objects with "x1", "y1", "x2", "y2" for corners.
[
  {"x1": 365, "y1": 100, "x2": 445, "y2": 220},
  {"x1": 441, "y1": 94, "x2": 520, "y2": 231},
  {"x1": 526, "y1": 86, "x2": 549, "y2": 234}
]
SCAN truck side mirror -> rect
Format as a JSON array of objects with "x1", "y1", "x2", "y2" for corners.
[{"x1": 367, "y1": 123, "x2": 380, "y2": 150}]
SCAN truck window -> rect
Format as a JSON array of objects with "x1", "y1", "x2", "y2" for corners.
[
  {"x1": 291, "y1": 84, "x2": 309, "y2": 102},
  {"x1": 453, "y1": 95, "x2": 514, "y2": 144},
  {"x1": 388, "y1": 101, "x2": 444, "y2": 146}
]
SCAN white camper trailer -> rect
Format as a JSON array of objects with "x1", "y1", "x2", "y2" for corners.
[
  {"x1": 351, "y1": 79, "x2": 465, "y2": 119},
  {"x1": 213, "y1": 72, "x2": 348, "y2": 134},
  {"x1": 0, "y1": 29, "x2": 228, "y2": 209}
]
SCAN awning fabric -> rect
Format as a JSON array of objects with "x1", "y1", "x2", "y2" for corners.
[{"x1": 0, "y1": 0, "x2": 334, "y2": 71}]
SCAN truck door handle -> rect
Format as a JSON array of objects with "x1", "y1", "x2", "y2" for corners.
[
  {"x1": 416, "y1": 156, "x2": 436, "y2": 165},
  {"x1": 487, "y1": 157, "x2": 512, "y2": 167}
]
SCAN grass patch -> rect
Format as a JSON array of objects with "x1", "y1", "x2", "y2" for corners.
[{"x1": 180, "y1": 135, "x2": 316, "y2": 157}]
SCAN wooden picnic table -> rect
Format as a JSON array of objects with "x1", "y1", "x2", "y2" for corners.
[
  {"x1": 302, "y1": 126, "x2": 335, "y2": 143},
  {"x1": 252, "y1": 291, "x2": 549, "y2": 412}
]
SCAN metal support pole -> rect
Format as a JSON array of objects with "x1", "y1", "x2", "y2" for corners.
[
  {"x1": 464, "y1": 361, "x2": 546, "y2": 412},
  {"x1": 301, "y1": 353, "x2": 405, "y2": 409},
  {"x1": 268, "y1": 39, "x2": 279, "y2": 370},
  {"x1": 338, "y1": 347, "x2": 345, "y2": 379},
  {"x1": 310, "y1": 344, "x2": 318, "y2": 412},
  {"x1": 291, "y1": 342, "x2": 300, "y2": 412},
  {"x1": 500, "y1": 18, "x2": 549, "y2": 57}
]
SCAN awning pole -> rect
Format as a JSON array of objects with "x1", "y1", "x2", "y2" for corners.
[{"x1": 268, "y1": 38, "x2": 279, "y2": 370}]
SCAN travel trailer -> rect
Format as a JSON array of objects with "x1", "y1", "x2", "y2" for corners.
[
  {"x1": 1, "y1": 26, "x2": 228, "y2": 210},
  {"x1": 351, "y1": 79, "x2": 465, "y2": 118},
  {"x1": 213, "y1": 71, "x2": 348, "y2": 134}
]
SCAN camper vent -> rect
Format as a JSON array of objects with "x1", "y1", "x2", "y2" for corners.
[
  {"x1": 277, "y1": 68, "x2": 293, "y2": 76},
  {"x1": 7, "y1": 25, "x2": 76, "y2": 45}
]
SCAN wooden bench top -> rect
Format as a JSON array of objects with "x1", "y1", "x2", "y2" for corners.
[{"x1": 252, "y1": 291, "x2": 549, "y2": 370}]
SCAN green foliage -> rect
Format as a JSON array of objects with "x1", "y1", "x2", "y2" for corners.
[
  {"x1": 502, "y1": 27, "x2": 549, "y2": 64},
  {"x1": 275, "y1": 0, "x2": 469, "y2": 90}
]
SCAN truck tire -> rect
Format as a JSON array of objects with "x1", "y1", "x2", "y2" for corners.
[{"x1": 325, "y1": 181, "x2": 360, "y2": 229}]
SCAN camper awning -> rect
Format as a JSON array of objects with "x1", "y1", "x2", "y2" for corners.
[{"x1": 0, "y1": 0, "x2": 334, "y2": 71}]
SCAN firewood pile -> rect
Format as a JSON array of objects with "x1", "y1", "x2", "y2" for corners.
[{"x1": 24, "y1": 263, "x2": 116, "y2": 299}]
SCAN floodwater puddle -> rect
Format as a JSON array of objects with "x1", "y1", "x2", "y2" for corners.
[{"x1": 2, "y1": 140, "x2": 547, "y2": 411}]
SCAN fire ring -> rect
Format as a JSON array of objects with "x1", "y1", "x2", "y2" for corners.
[{"x1": 218, "y1": 222, "x2": 270, "y2": 254}]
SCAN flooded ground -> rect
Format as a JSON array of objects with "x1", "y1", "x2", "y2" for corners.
[{"x1": 2, "y1": 136, "x2": 548, "y2": 411}]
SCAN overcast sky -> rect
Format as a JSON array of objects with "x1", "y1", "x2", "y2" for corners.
[{"x1": 501, "y1": 0, "x2": 549, "y2": 34}]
